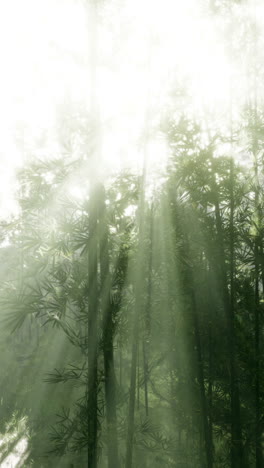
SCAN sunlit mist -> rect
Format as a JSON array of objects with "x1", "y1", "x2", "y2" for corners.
[
  {"x1": 0, "y1": 0, "x2": 260, "y2": 215},
  {"x1": 0, "y1": 1, "x2": 263, "y2": 467}
]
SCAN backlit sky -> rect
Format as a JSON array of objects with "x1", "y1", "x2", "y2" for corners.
[{"x1": 0, "y1": 0, "x2": 262, "y2": 217}]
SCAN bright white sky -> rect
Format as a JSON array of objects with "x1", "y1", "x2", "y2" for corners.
[{"x1": 0, "y1": 0, "x2": 261, "y2": 217}]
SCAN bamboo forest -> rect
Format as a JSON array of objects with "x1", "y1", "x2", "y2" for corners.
[{"x1": 1, "y1": 0, "x2": 264, "y2": 467}]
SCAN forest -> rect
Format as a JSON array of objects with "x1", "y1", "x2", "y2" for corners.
[{"x1": 0, "y1": 0, "x2": 263, "y2": 467}]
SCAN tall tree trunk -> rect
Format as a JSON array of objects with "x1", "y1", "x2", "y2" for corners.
[
  {"x1": 229, "y1": 157, "x2": 244, "y2": 468},
  {"x1": 208, "y1": 300, "x2": 213, "y2": 461},
  {"x1": 137, "y1": 347, "x2": 140, "y2": 410},
  {"x1": 226, "y1": 23, "x2": 245, "y2": 456},
  {"x1": 252, "y1": 8, "x2": 262, "y2": 454},
  {"x1": 142, "y1": 341, "x2": 149, "y2": 416},
  {"x1": 98, "y1": 184, "x2": 119, "y2": 468},
  {"x1": 211, "y1": 160, "x2": 244, "y2": 468},
  {"x1": 142, "y1": 205, "x2": 153, "y2": 417},
  {"x1": 169, "y1": 191, "x2": 212, "y2": 466},
  {"x1": 253, "y1": 147, "x2": 262, "y2": 467},
  {"x1": 207, "y1": 262, "x2": 215, "y2": 456},
  {"x1": 189, "y1": 275, "x2": 213, "y2": 468},
  {"x1": 255, "y1": 233, "x2": 261, "y2": 467},
  {"x1": 87, "y1": 0, "x2": 99, "y2": 464},
  {"x1": 260, "y1": 241, "x2": 264, "y2": 295},
  {"x1": 125, "y1": 30, "x2": 151, "y2": 457},
  {"x1": 125, "y1": 179, "x2": 146, "y2": 468},
  {"x1": 125, "y1": 300, "x2": 140, "y2": 468},
  {"x1": 88, "y1": 184, "x2": 99, "y2": 468}
]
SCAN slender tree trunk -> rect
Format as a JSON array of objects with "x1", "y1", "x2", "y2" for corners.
[
  {"x1": 98, "y1": 184, "x2": 120, "y2": 468},
  {"x1": 208, "y1": 312, "x2": 213, "y2": 460},
  {"x1": 260, "y1": 241, "x2": 264, "y2": 295},
  {"x1": 119, "y1": 348, "x2": 122, "y2": 387},
  {"x1": 226, "y1": 28, "x2": 245, "y2": 457},
  {"x1": 190, "y1": 286, "x2": 213, "y2": 468},
  {"x1": 87, "y1": 0, "x2": 99, "y2": 464},
  {"x1": 174, "y1": 216, "x2": 213, "y2": 467},
  {"x1": 137, "y1": 347, "x2": 140, "y2": 410},
  {"x1": 229, "y1": 158, "x2": 244, "y2": 468},
  {"x1": 207, "y1": 263, "x2": 214, "y2": 455},
  {"x1": 125, "y1": 305, "x2": 140, "y2": 468},
  {"x1": 255, "y1": 235, "x2": 261, "y2": 467},
  {"x1": 171, "y1": 197, "x2": 213, "y2": 467},
  {"x1": 249, "y1": 4, "x2": 264, "y2": 463},
  {"x1": 142, "y1": 341, "x2": 149, "y2": 416},
  {"x1": 125, "y1": 25, "x2": 153, "y2": 466},
  {"x1": 211, "y1": 163, "x2": 244, "y2": 468},
  {"x1": 253, "y1": 151, "x2": 262, "y2": 467},
  {"x1": 88, "y1": 185, "x2": 99, "y2": 468},
  {"x1": 142, "y1": 205, "x2": 153, "y2": 417},
  {"x1": 125, "y1": 182, "x2": 146, "y2": 468}
]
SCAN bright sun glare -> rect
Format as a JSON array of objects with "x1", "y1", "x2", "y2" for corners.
[{"x1": 0, "y1": 0, "x2": 257, "y2": 216}]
